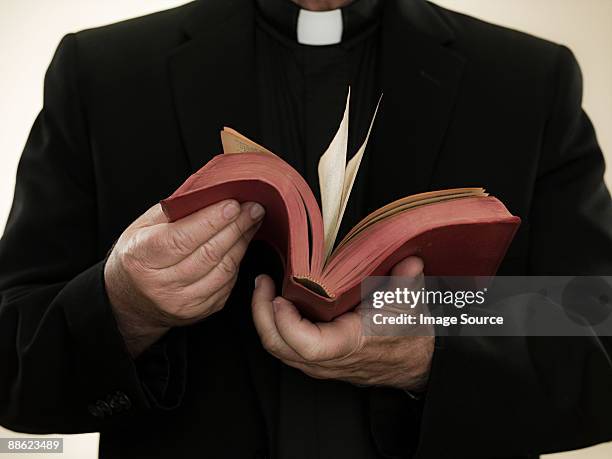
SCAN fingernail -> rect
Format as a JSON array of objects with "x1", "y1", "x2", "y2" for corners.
[
  {"x1": 223, "y1": 201, "x2": 240, "y2": 220},
  {"x1": 250, "y1": 203, "x2": 265, "y2": 220},
  {"x1": 254, "y1": 274, "x2": 263, "y2": 288},
  {"x1": 272, "y1": 298, "x2": 282, "y2": 312}
]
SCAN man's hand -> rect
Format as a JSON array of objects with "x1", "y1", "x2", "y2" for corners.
[
  {"x1": 251, "y1": 257, "x2": 434, "y2": 391},
  {"x1": 105, "y1": 200, "x2": 265, "y2": 357}
]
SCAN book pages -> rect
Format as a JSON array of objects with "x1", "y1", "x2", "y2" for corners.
[
  {"x1": 318, "y1": 88, "x2": 351, "y2": 260},
  {"x1": 329, "y1": 94, "x2": 383, "y2": 261},
  {"x1": 221, "y1": 127, "x2": 275, "y2": 155}
]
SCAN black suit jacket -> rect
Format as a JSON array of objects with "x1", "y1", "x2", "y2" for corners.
[{"x1": 1, "y1": 1, "x2": 611, "y2": 458}]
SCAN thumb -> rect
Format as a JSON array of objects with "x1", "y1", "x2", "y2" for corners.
[
  {"x1": 391, "y1": 256, "x2": 424, "y2": 278},
  {"x1": 385, "y1": 256, "x2": 425, "y2": 303}
]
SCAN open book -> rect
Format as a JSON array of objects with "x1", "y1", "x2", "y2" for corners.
[{"x1": 161, "y1": 92, "x2": 520, "y2": 321}]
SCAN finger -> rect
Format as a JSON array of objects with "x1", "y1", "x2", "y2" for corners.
[
  {"x1": 179, "y1": 222, "x2": 259, "y2": 297},
  {"x1": 167, "y1": 273, "x2": 237, "y2": 325},
  {"x1": 251, "y1": 276, "x2": 304, "y2": 362},
  {"x1": 392, "y1": 257, "x2": 431, "y2": 321},
  {"x1": 162, "y1": 203, "x2": 263, "y2": 283},
  {"x1": 380, "y1": 256, "x2": 425, "y2": 306},
  {"x1": 362, "y1": 257, "x2": 426, "y2": 323},
  {"x1": 148, "y1": 200, "x2": 264, "y2": 267},
  {"x1": 252, "y1": 274, "x2": 276, "y2": 304},
  {"x1": 391, "y1": 256, "x2": 424, "y2": 277},
  {"x1": 273, "y1": 298, "x2": 362, "y2": 362}
]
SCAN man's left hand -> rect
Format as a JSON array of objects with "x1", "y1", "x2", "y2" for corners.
[{"x1": 251, "y1": 257, "x2": 434, "y2": 391}]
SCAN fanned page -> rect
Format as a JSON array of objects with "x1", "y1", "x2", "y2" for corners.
[
  {"x1": 317, "y1": 89, "x2": 351, "y2": 260},
  {"x1": 317, "y1": 90, "x2": 382, "y2": 261},
  {"x1": 329, "y1": 94, "x2": 382, "y2": 262}
]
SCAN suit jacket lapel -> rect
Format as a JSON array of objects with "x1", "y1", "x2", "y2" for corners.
[
  {"x1": 364, "y1": 0, "x2": 466, "y2": 212},
  {"x1": 365, "y1": 5, "x2": 468, "y2": 455},
  {"x1": 168, "y1": 0, "x2": 259, "y2": 171}
]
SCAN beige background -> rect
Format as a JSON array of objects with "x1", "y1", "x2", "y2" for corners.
[{"x1": 0, "y1": 0, "x2": 611, "y2": 458}]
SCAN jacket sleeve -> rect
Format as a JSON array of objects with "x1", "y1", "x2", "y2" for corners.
[
  {"x1": 413, "y1": 46, "x2": 612, "y2": 458},
  {"x1": 0, "y1": 34, "x2": 184, "y2": 434}
]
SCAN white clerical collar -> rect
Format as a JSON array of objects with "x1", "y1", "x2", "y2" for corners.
[{"x1": 297, "y1": 9, "x2": 343, "y2": 46}]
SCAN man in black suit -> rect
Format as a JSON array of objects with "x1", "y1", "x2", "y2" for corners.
[{"x1": 1, "y1": 0, "x2": 611, "y2": 458}]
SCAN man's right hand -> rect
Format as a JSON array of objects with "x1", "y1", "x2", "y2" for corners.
[{"x1": 104, "y1": 199, "x2": 265, "y2": 357}]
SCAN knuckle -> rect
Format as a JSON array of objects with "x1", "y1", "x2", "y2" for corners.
[
  {"x1": 139, "y1": 227, "x2": 164, "y2": 253},
  {"x1": 127, "y1": 229, "x2": 170, "y2": 269},
  {"x1": 118, "y1": 241, "x2": 146, "y2": 274},
  {"x1": 156, "y1": 268, "x2": 187, "y2": 291},
  {"x1": 228, "y1": 219, "x2": 249, "y2": 241},
  {"x1": 166, "y1": 227, "x2": 197, "y2": 255},
  {"x1": 198, "y1": 240, "x2": 222, "y2": 266},
  {"x1": 201, "y1": 214, "x2": 223, "y2": 236},
  {"x1": 217, "y1": 255, "x2": 238, "y2": 276}
]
